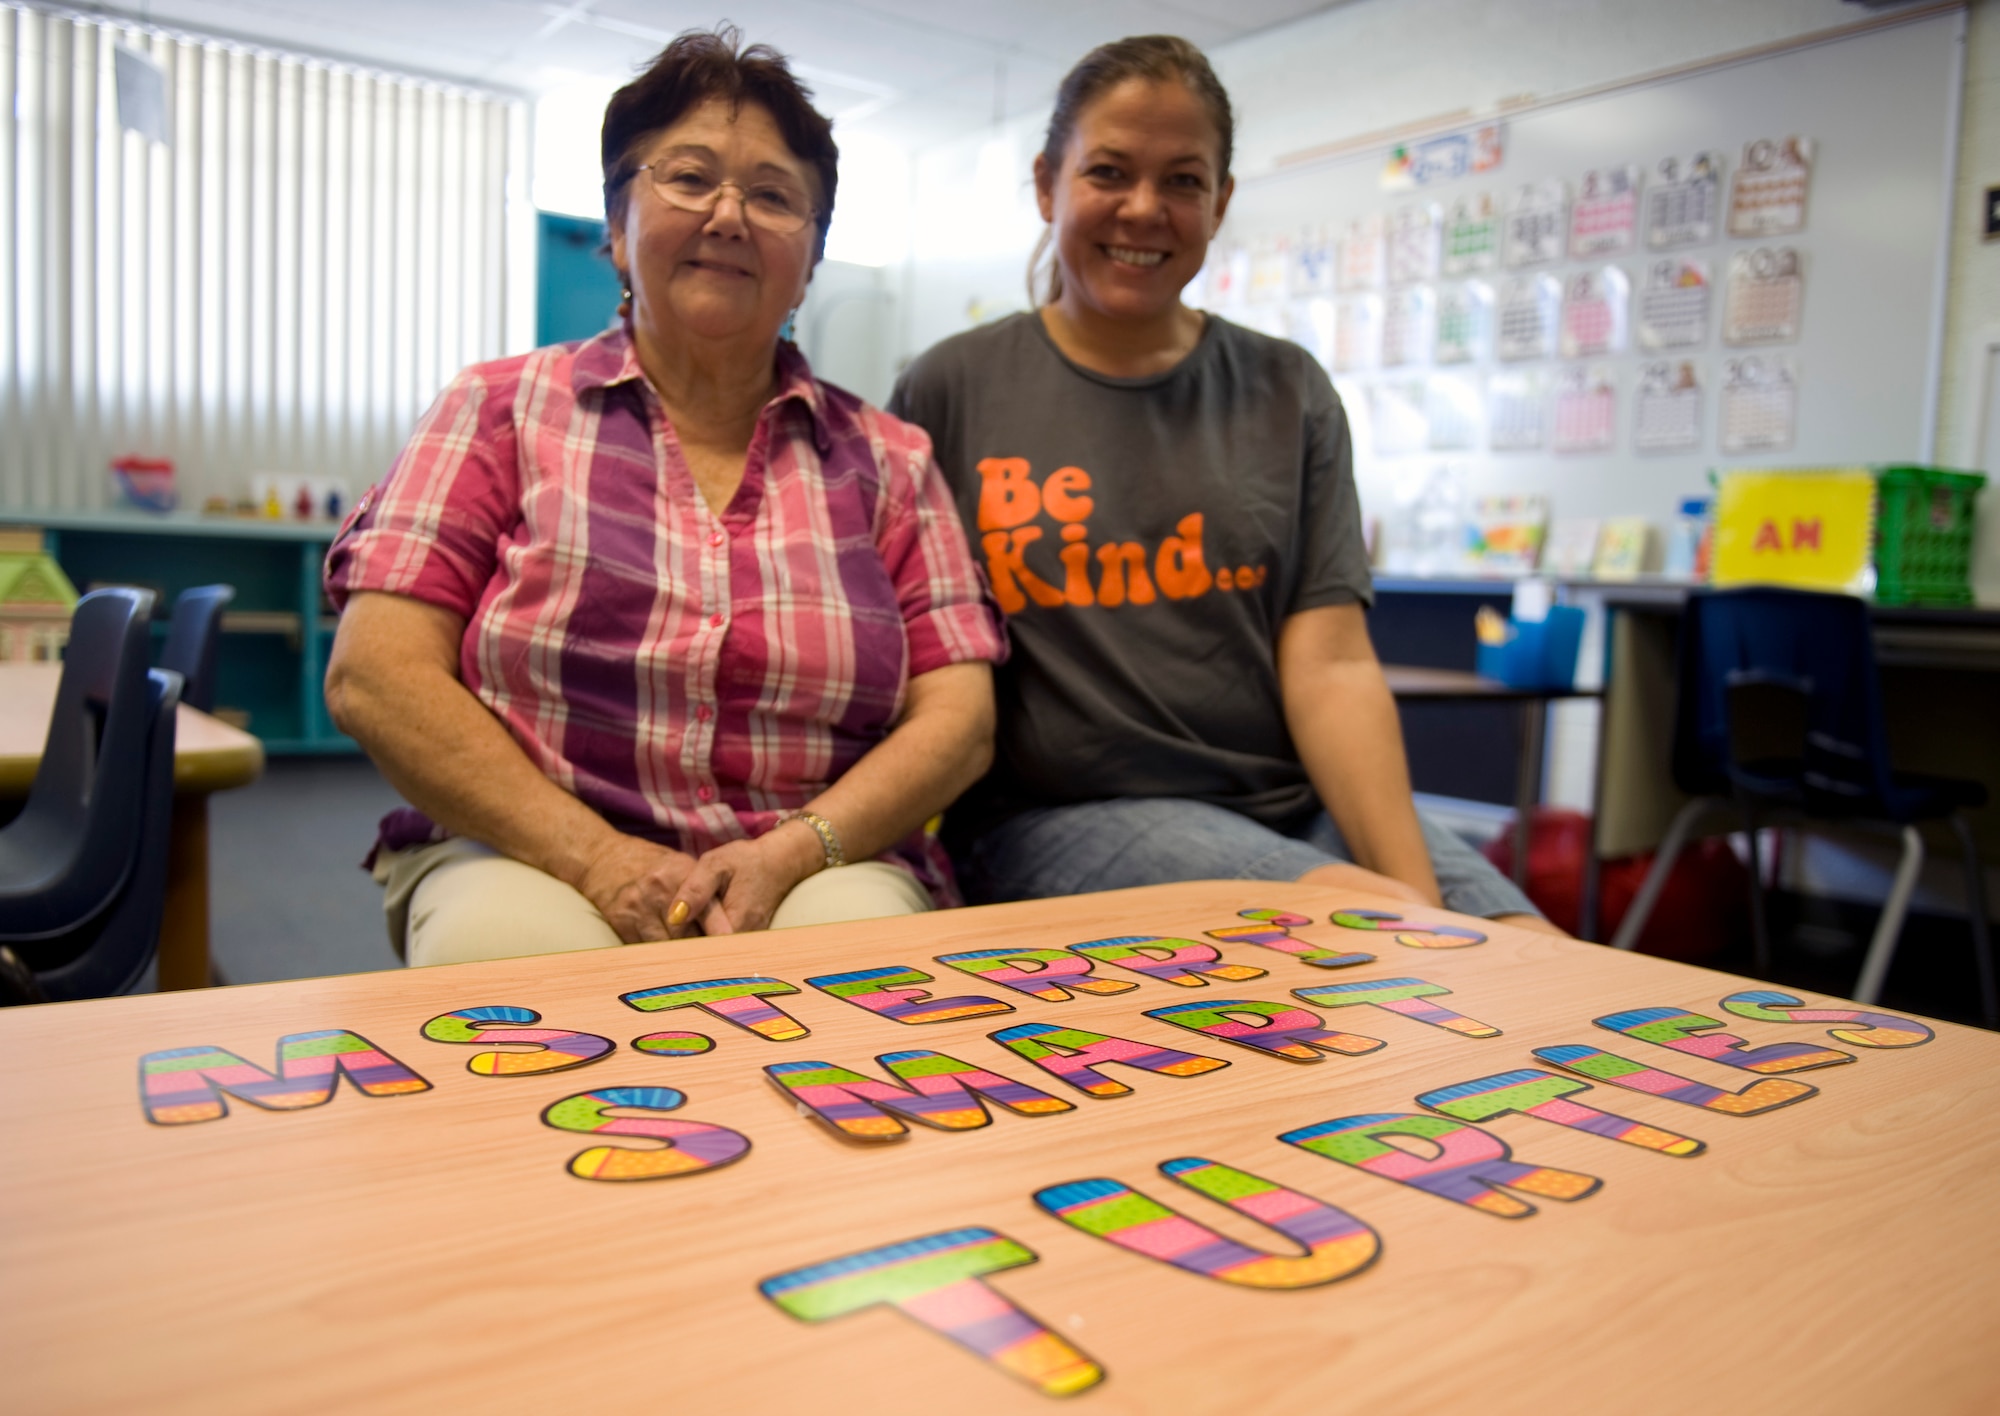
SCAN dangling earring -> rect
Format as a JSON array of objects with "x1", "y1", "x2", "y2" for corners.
[
  {"x1": 780, "y1": 306, "x2": 800, "y2": 343},
  {"x1": 618, "y1": 285, "x2": 633, "y2": 323}
]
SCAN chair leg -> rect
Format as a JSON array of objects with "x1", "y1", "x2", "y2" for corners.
[
  {"x1": 1854, "y1": 825, "x2": 1925, "y2": 1006},
  {"x1": 1739, "y1": 804, "x2": 1772, "y2": 977},
  {"x1": 1947, "y1": 813, "x2": 1998, "y2": 1030},
  {"x1": 1609, "y1": 798, "x2": 1708, "y2": 951}
]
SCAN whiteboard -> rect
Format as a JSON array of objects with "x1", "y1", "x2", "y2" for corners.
[{"x1": 1208, "y1": 11, "x2": 1963, "y2": 534}]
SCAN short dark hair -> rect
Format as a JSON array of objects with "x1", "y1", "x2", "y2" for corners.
[{"x1": 600, "y1": 25, "x2": 838, "y2": 257}]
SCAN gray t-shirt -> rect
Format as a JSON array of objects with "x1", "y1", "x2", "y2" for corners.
[{"x1": 888, "y1": 311, "x2": 1372, "y2": 833}]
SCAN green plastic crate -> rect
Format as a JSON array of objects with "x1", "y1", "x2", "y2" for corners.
[{"x1": 1873, "y1": 464, "x2": 1985, "y2": 607}]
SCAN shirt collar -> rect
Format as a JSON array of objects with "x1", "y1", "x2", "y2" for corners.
[{"x1": 572, "y1": 324, "x2": 831, "y2": 453}]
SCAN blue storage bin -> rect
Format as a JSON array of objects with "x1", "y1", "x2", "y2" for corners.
[{"x1": 1475, "y1": 605, "x2": 1585, "y2": 690}]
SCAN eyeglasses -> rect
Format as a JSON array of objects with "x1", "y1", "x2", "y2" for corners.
[{"x1": 636, "y1": 161, "x2": 818, "y2": 235}]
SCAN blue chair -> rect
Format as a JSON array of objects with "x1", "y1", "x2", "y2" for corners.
[
  {"x1": 159, "y1": 583, "x2": 234, "y2": 713},
  {"x1": 1612, "y1": 587, "x2": 1996, "y2": 1027}
]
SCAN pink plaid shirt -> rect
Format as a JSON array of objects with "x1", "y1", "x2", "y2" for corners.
[{"x1": 325, "y1": 326, "x2": 1005, "y2": 904}]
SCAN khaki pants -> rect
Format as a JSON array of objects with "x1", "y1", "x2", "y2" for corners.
[{"x1": 375, "y1": 836, "x2": 932, "y2": 968}]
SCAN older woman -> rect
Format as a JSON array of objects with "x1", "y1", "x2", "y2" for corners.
[{"x1": 324, "y1": 28, "x2": 1003, "y2": 966}]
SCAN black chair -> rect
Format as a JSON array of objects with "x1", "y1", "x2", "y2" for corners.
[
  {"x1": 1611, "y1": 587, "x2": 1997, "y2": 1027},
  {"x1": 159, "y1": 583, "x2": 234, "y2": 712}
]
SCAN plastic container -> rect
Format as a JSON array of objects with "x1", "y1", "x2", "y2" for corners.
[
  {"x1": 1873, "y1": 464, "x2": 1985, "y2": 607},
  {"x1": 1475, "y1": 604, "x2": 1585, "y2": 689}
]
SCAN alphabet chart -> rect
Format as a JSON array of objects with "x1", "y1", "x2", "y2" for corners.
[
  {"x1": 1634, "y1": 360, "x2": 1704, "y2": 454},
  {"x1": 1558, "y1": 266, "x2": 1630, "y2": 359},
  {"x1": 1720, "y1": 354, "x2": 1799, "y2": 453},
  {"x1": 1434, "y1": 281, "x2": 1493, "y2": 364},
  {"x1": 1334, "y1": 294, "x2": 1384, "y2": 373},
  {"x1": 1381, "y1": 286, "x2": 1436, "y2": 367},
  {"x1": 1569, "y1": 164, "x2": 1641, "y2": 257},
  {"x1": 1503, "y1": 180, "x2": 1569, "y2": 267},
  {"x1": 1488, "y1": 370, "x2": 1548, "y2": 451},
  {"x1": 1443, "y1": 192, "x2": 1501, "y2": 275},
  {"x1": 1646, "y1": 150, "x2": 1724, "y2": 249},
  {"x1": 1638, "y1": 258, "x2": 1711, "y2": 350},
  {"x1": 1724, "y1": 247, "x2": 1805, "y2": 346},
  {"x1": 7, "y1": 880, "x2": 1992, "y2": 1415},
  {"x1": 1496, "y1": 273, "x2": 1562, "y2": 362},
  {"x1": 1552, "y1": 365, "x2": 1618, "y2": 453},
  {"x1": 1728, "y1": 136, "x2": 1813, "y2": 237},
  {"x1": 1338, "y1": 213, "x2": 1387, "y2": 291},
  {"x1": 1387, "y1": 204, "x2": 1443, "y2": 286}
]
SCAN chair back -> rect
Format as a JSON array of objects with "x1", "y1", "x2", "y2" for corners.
[
  {"x1": 1670, "y1": 587, "x2": 1895, "y2": 810},
  {"x1": 37, "y1": 668, "x2": 183, "y2": 1000},
  {"x1": 159, "y1": 584, "x2": 234, "y2": 712},
  {"x1": 0, "y1": 587, "x2": 158, "y2": 936}
]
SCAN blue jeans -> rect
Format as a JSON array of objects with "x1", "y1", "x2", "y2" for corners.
[{"x1": 958, "y1": 797, "x2": 1538, "y2": 920}]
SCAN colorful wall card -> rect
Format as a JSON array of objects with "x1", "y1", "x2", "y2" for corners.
[
  {"x1": 620, "y1": 976, "x2": 811, "y2": 1041},
  {"x1": 1435, "y1": 281, "x2": 1492, "y2": 363},
  {"x1": 1719, "y1": 355, "x2": 1797, "y2": 453},
  {"x1": 1570, "y1": 164, "x2": 1640, "y2": 256},
  {"x1": 1443, "y1": 192, "x2": 1501, "y2": 275},
  {"x1": 1718, "y1": 991, "x2": 1934, "y2": 1049},
  {"x1": 1728, "y1": 137, "x2": 1812, "y2": 237},
  {"x1": 1338, "y1": 213, "x2": 1387, "y2": 292},
  {"x1": 989, "y1": 1023, "x2": 1228, "y2": 1098},
  {"x1": 1334, "y1": 294, "x2": 1384, "y2": 372},
  {"x1": 1387, "y1": 204, "x2": 1442, "y2": 286},
  {"x1": 765, "y1": 1052, "x2": 1074, "y2": 1140},
  {"x1": 1381, "y1": 286, "x2": 1436, "y2": 367},
  {"x1": 934, "y1": 948, "x2": 1137, "y2": 1003},
  {"x1": 1531, "y1": 1044, "x2": 1816, "y2": 1115},
  {"x1": 805, "y1": 966, "x2": 1014, "y2": 1026},
  {"x1": 1503, "y1": 180, "x2": 1568, "y2": 267},
  {"x1": 1205, "y1": 909, "x2": 1375, "y2": 970},
  {"x1": 1647, "y1": 150, "x2": 1723, "y2": 248},
  {"x1": 1488, "y1": 371, "x2": 1547, "y2": 452},
  {"x1": 1290, "y1": 226, "x2": 1337, "y2": 296},
  {"x1": 1552, "y1": 365, "x2": 1617, "y2": 454},
  {"x1": 759, "y1": 1228, "x2": 1104, "y2": 1398},
  {"x1": 1723, "y1": 247, "x2": 1803, "y2": 346},
  {"x1": 1638, "y1": 258, "x2": 1709, "y2": 350},
  {"x1": 1293, "y1": 978, "x2": 1499, "y2": 1038},
  {"x1": 1034, "y1": 1158, "x2": 1380, "y2": 1290},
  {"x1": 1417, "y1": 1069, "x2": 1704, "y2": 1156},
  {"x1": 1144, "y1": 999, "x2": 1385, "y2": 1063},
  {"x1": 1281, "y1": 1112, "x2": 1601, "y2": 1219},
  {"x1": 542, "y1": 1085, "x2": 751, "y2": 1180},
  {"x1": 1635, "y1": 361, "x2": 1702, "y2": 454},
  {"x1": 1559, "y1": 267, "x2": 1629, "y2": 358},
  {"x1": 1068, "y1": 935, "x2": 1266, "y2": 988},
  {"x1": 1328, "y1": 908, "x2": 1486, "y2": 949},
  {"x1": 1496, "y1": 274, "x2": 1560, "y2": 361},
  {"x1": 420, "y1": 1006, "x2": 614, "y2": 1076},
  {"x1": 1594, "y1": 1008, "x2": 1854, "y2": 1074},
  {"x1": 631, "y1": 1031, "x2": 716, "y2": 1057},
  {"x1": 140, "y1": 1031, "x2": 431, "y2": 1126}
]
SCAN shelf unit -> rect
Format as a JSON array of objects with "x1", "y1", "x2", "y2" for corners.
[{"x1": 1, "y1": 509, "x2": 355, "y2": 756}]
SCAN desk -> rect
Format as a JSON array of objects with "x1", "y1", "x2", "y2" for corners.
[
  {"x1": 1382, "y1": 664, "x2": 1599, "y2": 890},
  {"x1": 0, "y1": 662, "x2": 265, "y2": 989},
  {"x1": 3, "y1": 880, "x2": 1993, "y2": 1413}
]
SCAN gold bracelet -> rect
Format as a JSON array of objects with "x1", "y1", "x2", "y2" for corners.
[{"x1": 781, "y1": 810, "x2": 845, "y2": 869}]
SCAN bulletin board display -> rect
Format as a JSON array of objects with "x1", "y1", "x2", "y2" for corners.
[
  {"x1": 3, "y1": 880, "x2": 1996, "y2": 1415},
  {"x1": 1209, "y1": 12, "x2": 1962, "y2": 527}
]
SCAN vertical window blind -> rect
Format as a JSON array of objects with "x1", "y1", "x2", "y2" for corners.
[{"x1": 0, "y1": 3, "x2": 533, "y2": 512}]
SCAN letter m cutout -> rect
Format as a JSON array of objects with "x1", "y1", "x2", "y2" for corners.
[{"x1": 140, "y1": 1030, "x2": 432, "y2": 1125}]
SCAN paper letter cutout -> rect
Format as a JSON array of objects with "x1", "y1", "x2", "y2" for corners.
[
  {"x1": 1143, "y1": 999, "x2": 1383, "y2": 1062},
  {"x1": 805, "y1": 966, "x2": 1014, "y2": 1025},
  {"x1": 989, "y1": 1022, "x2": 1228, "y2": 1097},
  {"x1": 1329, "y1": 908, "x2": 1486, "y2": 949},
  {"x1": 541, "y1": 1085, "x2": 751, "y2": 1180},
  {"x1": 1533, "y1": 1044, "x2": 1816, "y2": 1115},
  {"x1": 1281, "y1": 1112, "x2": 1601, "y2": 1218},
  {"x1": 759, "y1": 1228, "x2": 1104, "y2": 1397},
  {"x1": 420, "y1": 1005, "x2": 614, "y2": 1075},
  {"x1": 1068, "y1": 935, "x2": 1266, "y2": 987},
  {"x1": 632, "y1": 1031, "x2": 715, "y2": 1056},
  {"x1": 1205, "y1": 908, "x2": 1375, "y2": 969},
  {"x1": 1418, "y1": 1068, "x2": 1704, "y2": 1155},
  {"x1": 1294, "y1": 977, "x2": 1500, "y2": 1038},
  {"x1": 766, "y1": 1052, "x2": 1073, "y2": 1140},
  {"x1": 620, "y1": 976, "x2": 811, "y2": 1041},
  {"x1": 1595, "y1": 1007, "x2": 1853, "y2": 1074},
  {"x1": 140, "y1": 1031, "x2": 431, "y2": 1125},
  {"x1": 1719, "y1": 990, "x2": 1934, "y2": 1048},
  {"x1": 934, "y1": 947, "x2": 1137, "y2": 1001},
  {"x1": 1034, "y1": 1157, "x2": 1380, "y2": 1289}
]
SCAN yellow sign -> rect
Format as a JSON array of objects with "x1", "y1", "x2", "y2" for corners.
[{"x1": 1711, "y1": 467, "x2": 1874, "y2": 590}]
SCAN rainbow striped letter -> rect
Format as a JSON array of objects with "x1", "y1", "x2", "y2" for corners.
[
  {"x1": 1035, "y1": 1158, "x2": 1380, "y2": 1289},
  {"x1": 989, "y1": 1022, "x2": 1228, "y2": 1097},
  {"x1": 1595, "y1": 1007, "x2": 1853, "y2": 1074},
  {"x1": 805, "y1": 966, "x2": 1014, "y2": 1025},
  {"x1": 1293, "y1": 977, "x2": 1500, "y2": 1038},
  {"x1": 140, "y1": 1031, "x2": 431, "y2": 1125},
  {"x1": 421, "y1": 1005, "x2": 614, "y2": 1075},
  {"x1": 1205, "y1": 908, "x2": 1375, "y2": 969},
  {"x1": 1068, "y1": 935, "x2": 1267, "y2": 987},
  {"x1": 760, "y1": 1229, "x2": 1102, "y2": 1397},
  {"x1": 1281, "y1": 1112, "x2": 1601, "y2": 1218},
  {"x1": 1418, "y1": 1069, "x2": 1704, "y2": 1156},
  {"x1": 1329, "y1": 909, "x2": 1486, "y2": 949},
  {"x1": 934, "y1": 947, "x2": 1137, "y2": 1001},
  {"x1": 620, "y1": 976, "x2": 811, "y2": 1041},
  {"x1": 1143, "y1": 999, "x2": 1383, "y2": 1062},
  {"x1": 1719, "y1": 990, "x2": 1934, "y2": 1048},
  {"x1": 766, "y1": 1052, "x2": 1073, "y2": 1140},
  {"x1": 541, "y1": 1086, "x2": 751, "y2": 1180},
  {"x1": 1532, "y1": 1044, "x2": 1816, "y2": 1115}
]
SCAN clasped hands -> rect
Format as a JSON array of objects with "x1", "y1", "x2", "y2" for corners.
[{"x1": 574, "y1": 823, "x2": 825, "y2": 942}]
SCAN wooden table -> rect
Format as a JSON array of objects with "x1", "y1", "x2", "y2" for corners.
[
  {"x1": 0, "y1": 662, "x2": 265, "y2": 989},
  {"x1": 1382, "y1": 664, "x2": 1600, "y2": 889},
  {"x1": 3, "y1": 880, "x2": 1993, "y2": 1413}
]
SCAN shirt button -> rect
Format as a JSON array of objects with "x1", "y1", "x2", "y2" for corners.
[
  {"x1": 696, "y1": 705, "x2": 712, "y2": 722},
  {"x1": 709, "y1": 612, "x2": 725, "y2": 628},
  {"x1": 697, "y1": 785, "x2": 714, "y2": 802},
  {"x1": 709, "y1": 531, "x2": 725, "y2": 547}
]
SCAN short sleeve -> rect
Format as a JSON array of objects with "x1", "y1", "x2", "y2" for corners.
[
  {"x1": 323, "y1": 362, "x2": 523, "y2": 617},
  {"x1": 869, "y1": 416, "x2": 1008, "y2": 678},
  {"x1": 1287, "y1": 368, "x2": 1376, "y2": 615}
]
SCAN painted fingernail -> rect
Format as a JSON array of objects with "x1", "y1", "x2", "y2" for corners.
[{"x1": 668, "y1": 900, "x2": 691, "y2": 927}]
